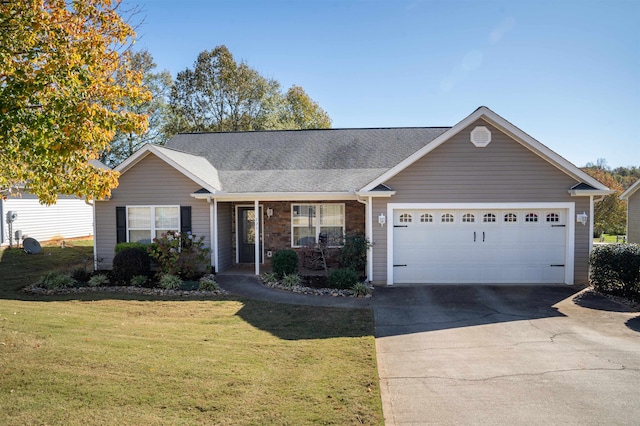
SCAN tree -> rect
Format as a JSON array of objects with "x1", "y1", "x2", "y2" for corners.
[
  {"x1": 582, "y1": 160, "x2": 627, "y2": 236},
  {"x1": 101, "y1": 50, "x2": 172, "y2": 167},
  {"x1": 0, "y1": 0, "x2": 150, "y2": 204},
  {"x1": 167, "y1": 45, "x2": 330, "y2": 134}
]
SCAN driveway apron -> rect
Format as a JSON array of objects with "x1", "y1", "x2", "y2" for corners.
[{"x1": 373, "y1": 285, "x2": 640, "y2": 425}]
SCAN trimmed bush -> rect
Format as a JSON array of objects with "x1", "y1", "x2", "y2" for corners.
[
  {"x1": 272, "y1": 249, "x2": 298, "y2": 278},
  {"x1": 115, "y1": 242, "x2": 149, "y2": 253},
  {"x1": 327, "y1": 268, "x2": 358, "y2": 290},
  {"x1": 590, "y1": 243, "x2": 640, "y2": 301},
  {"x1": 71, "y1": 268, "x2": 91, "y2": 283},
  {"x1": 112, "y1": 248, "x2": 151, "y2": 285}
]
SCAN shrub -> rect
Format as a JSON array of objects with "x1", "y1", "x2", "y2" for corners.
[
  {"x1": 37, "y1": 272, "x2": 75, "y2": 289},
  {"x1": 148, "y1": 231, "x2": 210, "y2": 279},
  {"x1": 327, "y1": 268, "x2": 358, "y2": 290},
  {"x1": 130, "y1": 275, "x2": 148, "y2": 287},
  {"x1": 115, "y1": 242, "x2": 149, "y2": 253},
  {"x1": 351, "y1": 281, "x2": 371, "y2": 297},
  {"x1": 71, "y1": 268, "x2": 91, "y2": 283},
  {"x1": 159, "y1": 274, "x2": 183, "y2": 290},
  {"x1": 339, "y1": 233, "x2": 371, "y2": 274},
  {"x1": 198, "y1": 275, "x2": 219, "y2": 291},
  {"x1": 112, "y1": 248, "x2": 151, "y2": 285},
  {"x1": 281, "y1": 273, "x2": 301, "y2": 288},
  {"x1": 590, "y1": 244, "x2": 640, "y2": 300},
  {"x1": 87, "y1": 274, "x2": 109, "y2": 287},
  {"x1": 261, "y1": 272, "x2": 278, "y2": 284},
  {"x1": 272, "y1": 249, "x2": 298, "y2": 278}
]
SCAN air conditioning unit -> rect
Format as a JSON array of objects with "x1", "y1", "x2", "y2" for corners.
[{"x1": 6, "y1": 211, "x2": 17, "y2": 223}]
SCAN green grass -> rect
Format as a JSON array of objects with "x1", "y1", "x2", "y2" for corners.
[
  {"x1": 0, "y1": 243, "x2": 383, "y2": 425},
  {"x1": 594, "y1": 233, "x2": 627, "y2": 244}
]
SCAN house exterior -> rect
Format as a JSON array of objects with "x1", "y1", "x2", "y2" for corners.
[
  {"x1": 94, "y1": 107, "x2": 612, "y2": 285},
  {"x1": 620, "y1": 179, "x2": 640, "y2": 243},
  {"x1": 1, "y1": 192, "x2": 94, "y2": 246}
]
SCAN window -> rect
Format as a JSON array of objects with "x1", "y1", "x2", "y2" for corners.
[
  {"x1": 441, "y1": 213, "x2": 454, "y2": 223},
  {"x1": 483, "y1": 213, "x2": 496, "y2": 223},
  {"x1": 504, "y1": 213, "x2": 518, "y2": 223},
  {"x1": 420, "y1": 213, "x2": 433, "y2": 223},
  {"x1": 462, "y1": 213, "x2": 475, "y2": 223},
  {"x1": 292, "y1": 204, "x2": 344, "y2": 247},
  {"x1": 525, "y1": 213, "x2": 539, "y2": 223},
  {"x1": 399, "y1": 213, "x2": 412, "y2": 223},
  {"x1": 546, "y1": 213, "x2": 560, "y2": 223},
  {"x1": 127, "y1": 206, "x2": 180, "y2": 243}
]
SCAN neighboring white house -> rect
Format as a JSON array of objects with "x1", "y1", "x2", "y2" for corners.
[{"x1": 1, "y1": 192, "x2": 94, "y2": 246}]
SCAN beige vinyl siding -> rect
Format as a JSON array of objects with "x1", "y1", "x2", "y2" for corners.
[
  {"x1": 2, "y1": 193, "x2": 93, "y2": 245},
  {"x1": 628, "y1": 192, "x2": 640, "y2": 243},
  {"x1": 217, "y1": 202, "x2": 233, "y2": 272},
  {"x1": 371, "y1": 119, "x2": 591, "y2": 284},
  {"x1": 95, "y1": 153, "x2": 211, "y2": 269}
]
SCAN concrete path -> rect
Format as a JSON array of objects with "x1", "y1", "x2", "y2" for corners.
[
  {"x1": 374, "y1": 285, "x2": 640, "y2": 425},
  {"x1": 216, "y1": 275, "x2": 640, "y2": 425}
]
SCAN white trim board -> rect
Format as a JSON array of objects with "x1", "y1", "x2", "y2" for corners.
[{"x1": 385, "y1": 202, "x2": 576, "y2": 285}]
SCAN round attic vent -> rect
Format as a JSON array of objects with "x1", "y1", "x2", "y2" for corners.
[{"x1": 470, "y1": 126, "x2": 491, "y2": 147}]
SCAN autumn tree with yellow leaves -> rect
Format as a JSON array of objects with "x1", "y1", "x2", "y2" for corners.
[{"x1": 0, "y1": 0, "x2": 150, "y2": 204}]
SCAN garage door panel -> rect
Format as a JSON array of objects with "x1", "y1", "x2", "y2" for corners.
[{"x1": 393, "y1": 208, "x2": 568, "y2": 284}]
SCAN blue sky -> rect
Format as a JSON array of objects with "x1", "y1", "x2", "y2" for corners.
[{"x1": 124, "y1": 0, "x2": 639, "y2": 168}]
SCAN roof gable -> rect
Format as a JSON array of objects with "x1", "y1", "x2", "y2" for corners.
[
  {"x1": 359, "y1": 107, "x2": 610, "y2": 193},
  {"x1": 620, "y1": 178, "x2": 640, "y2": 200},
  {"x1": 115, "y1": 144, "x2": 222, "y2": 192}
]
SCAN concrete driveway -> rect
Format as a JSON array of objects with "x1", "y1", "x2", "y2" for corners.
[{"x1": 374, "y1": 285, "x2": 640, "y2": 425}]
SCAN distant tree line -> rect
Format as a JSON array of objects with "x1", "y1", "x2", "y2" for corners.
[
  {"x1": 102, "y1": 45, "x2": 331, "y2": 167},
  {"x1": 582, "y1": 159, "x2": 640, "y2": 237}
]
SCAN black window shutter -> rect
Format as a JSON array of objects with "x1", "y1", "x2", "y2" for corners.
[
  {"x1": 116, "y1": 207, "x2": 126, "y2": 243},
  {"x1": 180, "y1": 206, "x2": 192, "y2": 234}
]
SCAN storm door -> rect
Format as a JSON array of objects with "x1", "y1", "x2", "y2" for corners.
[{"x1": 237, "y1": 206, "x2": 262, "y2": 263}]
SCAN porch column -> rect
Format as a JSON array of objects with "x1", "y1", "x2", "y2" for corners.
[
  {"x1": 367, "y1": 196, "x2": 373, "y2": 282},
  {"x1": 254, "y1": 199, "x2": 260, "y2": 275},
  {"x1": 211, "y1": 197, "x2": 219, "y2": 274}
]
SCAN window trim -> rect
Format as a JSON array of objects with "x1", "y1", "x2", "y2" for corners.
[
  {"x1": 291, "y1": 203, "x2": 345, "y2": 248},
  {"x1": 126, "y1": 205, "x2": 181, "y2": 243}
]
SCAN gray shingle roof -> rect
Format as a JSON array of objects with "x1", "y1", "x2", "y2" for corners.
[{"x1": 166, "y1": 127, "x2": 449, "y2": 193}]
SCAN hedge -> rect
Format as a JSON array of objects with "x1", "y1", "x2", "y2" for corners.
[{"x1": 590, "y1": 244, "x2": 640, "y2": 301}]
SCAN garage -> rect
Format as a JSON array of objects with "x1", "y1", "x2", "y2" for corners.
[{"x1": 391, "y1": 204, "x2": 573, "y2": 284}]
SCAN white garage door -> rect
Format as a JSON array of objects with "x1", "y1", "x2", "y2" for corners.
[{"x1": 393, "y1": 209, "x2": 567, "y2": 284}]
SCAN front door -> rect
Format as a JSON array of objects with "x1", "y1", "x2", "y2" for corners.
[{"x1": 238, "y1": 206, "x2": 262, "y2": 263}]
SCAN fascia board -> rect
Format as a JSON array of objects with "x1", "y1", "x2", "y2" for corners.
[
  {"x1": 191, "y1": 192, "x2": 358, "y2": 202},
  {"x1": 360, "y1": 106, "x2": 610, "y2": 192},
  {"x1": 620, "y1": 179, "x2": 640, "y2": 200},
  {"x1": 569, "y1": 189, "x2": 615, "y2": 196},
  {"x1": 355, "y1": 191, "x2": 397, "y2": 198},
  {"x1": 114, "y1": 144, "x2": 153, "y2": 174}
]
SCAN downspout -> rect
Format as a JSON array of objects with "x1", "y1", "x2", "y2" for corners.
[
  {"x1": 589, "y1": 195, "x2": 594, "y2": 254},
  {"x1": 355, "y1": 193, "x2": 372, "y2": 282},
  {"x1": 254, "y1": 199, "x2": 260, "y2": 276}
]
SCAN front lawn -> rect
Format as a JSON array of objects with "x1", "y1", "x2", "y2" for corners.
[{"x1": 0, "y1": 243, "x2": 383, "y2": 425}]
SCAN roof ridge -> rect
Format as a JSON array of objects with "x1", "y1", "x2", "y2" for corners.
[{"x1": 176, "y1": 126, "x2": 452, "y2": 136}]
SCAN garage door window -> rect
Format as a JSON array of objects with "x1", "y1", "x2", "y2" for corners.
[
  {"x1": 504, "y1": 213, "x2": 518, "y2": 222},
  {"x1": 399, "y1": 213, "x2": 412, "y2": 223},
  {"x1": 546, "y1": 213, "x2": 560, "y2": 223},
  {"x1": 462, "y1": 213, "x2": 475, "y2": 223},
  {"x1": 525, "y1": 213, "x2": 539, "y2": 222},
  {"x1": 441, "y1": 213, "x2": 454, "y2": 223},
  {"x1": 420, "y1": 213, "x2": 433, "y2": 223},
  {"x1": 483, "y1": 213, "x2": 496, "y2": 223}
]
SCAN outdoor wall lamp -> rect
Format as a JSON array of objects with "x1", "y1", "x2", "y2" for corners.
[
  {"x1": 266, "y1": 208, "x2": 273, "y2": 218},
  {"x1": 378, "y1": 213, "x2": 386, "y2": 227},
  {"x1": 577, "y1": 212, "x2": 588, "y2": 226}
]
